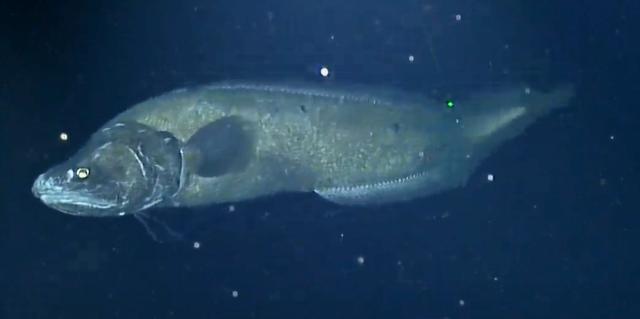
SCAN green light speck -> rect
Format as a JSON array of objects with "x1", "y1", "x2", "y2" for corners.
[{"x1": 446, "y1": 100, "x2": 455, "y2": 108}]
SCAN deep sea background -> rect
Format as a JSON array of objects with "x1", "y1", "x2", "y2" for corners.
[{"x1": 1, "y1": 0, "x2": 639, "y2": 318}]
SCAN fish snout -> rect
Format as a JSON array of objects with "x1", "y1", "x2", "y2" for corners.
[{"x1": 32, "y1": 173, "x2": 47, "y2": 199}]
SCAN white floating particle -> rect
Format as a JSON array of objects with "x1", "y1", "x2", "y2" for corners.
[
  {"x1": 232, "y1": 290, "x2": 239, "y2": 298},
  {"x1": 459, "y1": 299, "x2": 465, "y2": 306},
  {"x1": 356, "y1": 255, "x2": 365, "y2": 265},
  {"x1": 59, "y1": 132, "x2": 69, "y2": 141},
  {"x1": 408, "y1": 55, "x2": 415, "y2": 62},
  {"x1": 320, "y1": 66, "x2": 330, "y2": 77},
  {"x1": 487, "y1": 174, "x2": 494, "y2": 182},
  {"x1": 524, "y1": 87, "x2": 531, "y2": 95},
  {"x1": 329, "y1": 34, "x2": 335, "y2": 41},
  {"x1": 455, "y1": 14, "x2": 462, "y2": 21},
  {"x1": 609, "y1": 135, "x2": 615, "y2": 140},
  {"x1": 118, "y1": 212, "x2": 125, "y2": 216},
  {"x1": 193, "y1": 241, "x2": 200, "y2": 249},
  {"x1": 493, "y1": 276, "x2": 499, "y2": 281},
  {"x1": 228, "y1": 205, "x2": 235, "y2": 212}
]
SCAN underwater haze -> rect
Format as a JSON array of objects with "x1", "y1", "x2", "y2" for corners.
[{"x1": 2, "y1": 0, "x2": 640, "y2": 318}]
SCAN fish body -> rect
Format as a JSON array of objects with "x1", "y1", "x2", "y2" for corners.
[{"x1": 32, "y1": 82, "x2": 573, "y2": 218}]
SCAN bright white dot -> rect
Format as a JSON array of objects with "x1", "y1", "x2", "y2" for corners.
[
  {"x1": 524, "y1": 87, "x2": 531, "y2": 95},
  {"x1": 459, "y1": 299, "x2": 465, "y2": 306},
  {"x1": 487, "y1": 174, "x2": 494, "y2": 182},
  {"x1": 455, "y1": 118, "x2": 461, "y2": 124},
  {"x1": 329, "y1": 34, "x2": 335, "y2": 41},
  {"x1": 408, "y1": 55, "x2": 415, "y2": 62},
  {"x1": 228, "y1": 205, "x2": 235, "y2": 212},
  {"x1": 493, "y1": 276, "x2": 499, "y2": 281},
  {"x1": 59, "y1": 132, "x2": 69, "y2": 141},
  {"x1": 320, "y1": 66, "x2": 330, "y2": 77},
  {"x1": 118, "y1": 212, "x2": 125, "y2": 216},
  {"x1": 193, "y1": 241, "x2": 200, "y2": 249},
  {"x1": 356, "y1": 255, "x2": 365, "y2": 265},
  {"x1": 232, "y1": 290, "x2": 239, "y2": 298},
  {"x1": 609, "y1": 135, "x2": 615, "y2": 140},
  {"x1": 455, "y1": 14, "x2": 462, "y2": 21}
]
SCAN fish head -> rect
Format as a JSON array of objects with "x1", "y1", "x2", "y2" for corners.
[{"x1": 32, "y1": 122, "x2": 183, "y2": 217}]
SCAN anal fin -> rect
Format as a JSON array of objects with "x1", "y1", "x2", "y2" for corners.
[{"x1": 314, "y1": 170, "x2": 440, "y2": 205}]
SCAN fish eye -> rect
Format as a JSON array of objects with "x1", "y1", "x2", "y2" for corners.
[{"x1": 75, "y1": 167, "x2": 90, "y2": 179}]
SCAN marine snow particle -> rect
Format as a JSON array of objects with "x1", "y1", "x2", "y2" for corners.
[
  {"x1": 320, "y1": 66, "x2": 330, "y2": 77},
  {"x1": 59, "y1": 132, "x2": 69, "y2": 141}
]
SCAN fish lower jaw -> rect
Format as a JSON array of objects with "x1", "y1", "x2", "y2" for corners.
[{"x1": 37, "y1": 193, "x2": 118, "y2": 216}]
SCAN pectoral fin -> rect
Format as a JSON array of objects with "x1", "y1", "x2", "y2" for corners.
[{"x1": 183, "y1": 116, "x2": 255, "y2": 177}]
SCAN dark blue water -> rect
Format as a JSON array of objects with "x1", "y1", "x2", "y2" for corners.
[{"x1": 2, "y1": 0, "x2": 639, "y2": 318}]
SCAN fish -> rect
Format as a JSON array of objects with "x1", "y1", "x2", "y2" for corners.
[{"x1": 32, "y1": 82, "x2": 573, "y2": 239}]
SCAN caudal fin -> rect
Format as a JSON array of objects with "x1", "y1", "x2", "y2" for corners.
[{"x1": 463, "y1": 84, "x2": 574, "y2": 152}]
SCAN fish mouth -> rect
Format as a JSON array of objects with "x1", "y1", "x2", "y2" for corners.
[{"x1": 32, "y1": 174, "x2": 118, "y2": 216}]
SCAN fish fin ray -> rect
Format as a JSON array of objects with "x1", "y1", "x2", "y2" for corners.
[
  {"x1": 314, "y1": 170, "x2": 441, "y2": 205},
  {"x1": 134, "y1": 212, "x2": 184, "y2": 243}
]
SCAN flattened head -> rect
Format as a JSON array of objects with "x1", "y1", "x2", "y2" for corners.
[{"x1": 32, "y1": 122, "x2": 183, "y2": 217}]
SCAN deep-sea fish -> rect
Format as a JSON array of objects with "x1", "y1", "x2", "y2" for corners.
[{"x1": 32, "y1": 82, "x2": 573, "y2": 238}]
